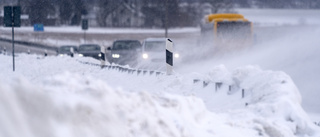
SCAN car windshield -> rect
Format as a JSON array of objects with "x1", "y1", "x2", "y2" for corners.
[
  {"x1": 79, "y1": 44, "x2": 100, "y2": 51},
  {"x1": 113, "y1": 41, "x2": 141, "y2": 50},
  {"x1": 144, "y1": 41, "x2": 166, "y2": 52},
  {"x1": 59, "y1": 46, "x2": 75, "y2": 52}
]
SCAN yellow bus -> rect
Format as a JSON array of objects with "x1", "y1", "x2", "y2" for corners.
[{"x1": 201, "y1": 13, "x2": 253, "y2": 52}]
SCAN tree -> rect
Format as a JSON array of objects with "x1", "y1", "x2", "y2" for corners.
[
  {"x1": 70, "y1": 0, "x2": 87, "y2": 25},
  {"x1": 141, "y1": 0, "x2": 180, "y2": 28},
  {"x1": 235, "y1": 0, "x2": 251, "y2": 8},
  {"x1": 58, "y1": 0, "x2": 73, "y2": 25},
  {"x1": 21, "y1": 0, "x2": 55, "y2": 25},
  {"x1": 56, "y1": 0, "x2": 87, "y2": 26},
  {"x1": 201, "y1": 0, "x2": 234, "y2": 13},
  {"x1": 96, "y1": 0, "x2": 123, "y2": 27},
  {"x1": 167, "y1": 0, "x2": 180, "y2": 27}
]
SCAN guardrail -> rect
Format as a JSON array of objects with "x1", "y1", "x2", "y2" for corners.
[
  {"x1": 78, "y1": 61, "x2": 165, "y2": 76},
  {"x1": 315, "y1": 122, "x2": 320, "y2": 127},
  {"x1": 79, "y1": 60, "x2": 249, "y2": 101},
  {"x1": 193, "y1": 79, "x2": 248, "y2": 102},
  {"x1": 0, "y1": 37, "x2": 58, "y2": 52}
]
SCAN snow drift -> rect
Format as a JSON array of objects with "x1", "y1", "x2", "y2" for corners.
[{"x1": 0, "y1": 54, "x2": 319, "y2": 137}]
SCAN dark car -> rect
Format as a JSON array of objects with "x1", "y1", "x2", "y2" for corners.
[
  {"x1": 78, "y1": 44, "x2": 103, "y2": 60},
  {"x1": 58, "y1": 45, "x2": 78, "y2": 57},
  {"x1": 107, "y1": 40, "x2": 142, "y2": 66}
]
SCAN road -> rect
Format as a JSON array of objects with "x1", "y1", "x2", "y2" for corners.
[{"x1": 0, "y1": 41, "x2": 57, "y2": 56}]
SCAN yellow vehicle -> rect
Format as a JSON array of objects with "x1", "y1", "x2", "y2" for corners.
[{"x1": 201, "y1": 13, "x2": 253, "y2": 52}]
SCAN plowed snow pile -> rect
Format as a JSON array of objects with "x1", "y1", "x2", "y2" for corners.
[{"x1": 0, "y1": 54, "x2": 319, "y2": 137}]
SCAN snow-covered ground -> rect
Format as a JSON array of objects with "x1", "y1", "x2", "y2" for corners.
[
  {"x1": 1, "y1": 8, "x2": 320, "y2": 137},
  {"x1": 1, "y1": 54, "x2": 320, "y2": 137}
]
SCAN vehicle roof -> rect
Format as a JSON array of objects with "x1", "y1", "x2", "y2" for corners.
[
  {"x1": 59, "y1": 45, "x2": 77, "y2": 47},
  {"x1": 114, "y1": 40, "x2": 140, "y2": 42},
  {"x1": 79, "y1": 44, "x2": 100, "y2": 46},
  {"x1": 144, "y1": 38, "x2": 167, "y2": 42},
  {"x1": 206, "y1": 13, "x2": 249, "y2": 23}
]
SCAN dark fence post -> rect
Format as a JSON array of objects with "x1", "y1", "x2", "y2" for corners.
[
  {"x1": 242, "y1": 89, "x2": 245, "y2": 98},
  {"x1": 193, "y1": 79, "x2": 200, "y2": 83},
  {"x1": 215, "y1": 82, "x2": 222, "y2": 92},
  {"x1": 203, "y1": 81, "x2": 209, "y2": 87}
]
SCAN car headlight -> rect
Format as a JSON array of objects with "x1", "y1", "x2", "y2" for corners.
[
  {"x1": 174, "y1": 53, "x2": 180, "y2": 58},
  {"x1": 59, "y1": 54, "x2": 64, "y2": 57},
  {"x1": 79, "y1": 54, "x2": 83, "y2": 57},
  {"x1": 142, "y1": 53, "x2": 148, "y2": 59},
  {"x1": 112, "y1": 54, "x2": 120, "y2": 58},
  {"x1": 98, "y1": 53, "x2": 102, "y2": 57}
]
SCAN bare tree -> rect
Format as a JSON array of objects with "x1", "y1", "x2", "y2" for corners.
[
  {"x1": 201, "y1": 0, "x2": 234, "y2": 13},
  {"x1": 141, "y1": 0, "x2": 180, "y2": 28},
  {"x1": 21, "y1": 0, "x2": 55, "y2": 25},
  {"x1": 70, "y1": 0, "x2": 87, "y2": 25},
  {"x1": 96, "y1": 0, "x2": 123, "y2": 27},
  {"x1": 58, "y1": 0, "x2": 73, "y2": 25}
]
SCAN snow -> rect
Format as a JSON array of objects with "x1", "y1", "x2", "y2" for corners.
[
  {"x1": 236, "y1": 8, "x2": 320, "y2": 26},
  {"x1": 177, "y1": 24, "x2": 320, "y2": 116},
  {"x1": 1, "y1": 8, "x2": 320, "y2": 137},
  {"x1": 0, "y1": 54, "x2": 319, "y2": 137}
]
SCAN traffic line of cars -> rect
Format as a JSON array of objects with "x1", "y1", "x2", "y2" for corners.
[{"x1": 57, "y1": 38, "x2": 180, "y2": 68}]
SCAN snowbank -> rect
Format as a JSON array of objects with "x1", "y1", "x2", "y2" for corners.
[
  {"x1": 0, "y1": 54, "x2": 319, "y2": 137},
  {"x1": 0, "y1": 73, "x2": 254, "y2": 137}
]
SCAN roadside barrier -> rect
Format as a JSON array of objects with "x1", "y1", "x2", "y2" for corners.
[
  {"x1": 0, "y1": 37, "x2": 58, "y2": 53},
  {"x1": 193, "y1": 78, "x2": 247, "y2": 99},
  {"x1": 79, "y1": 61, "x2": 165, "y2": 76},
  {"x1": 315, "y1": 122, "x2": 320, "y2": 127}
]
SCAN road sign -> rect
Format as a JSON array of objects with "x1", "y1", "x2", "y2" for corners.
[
  {"x1": 82, "y1": 19, "x2": 88, "y2": 30},
  {"x1": 4, "y1": 6, "x2": 21, "y2": 27},
  {"x1": 34, "y1": 24, "x2": 44, "y2": 31},
  {"x1": 4, "y1": 6, "x2": 12, "y2": 27}
]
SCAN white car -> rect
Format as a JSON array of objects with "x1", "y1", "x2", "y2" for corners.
[{"x1": 140, "y1": 38, "x2": 180, "y2": 69}]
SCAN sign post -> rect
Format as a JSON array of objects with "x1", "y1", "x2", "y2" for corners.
[
  {"x1": 166, "y1": 39, "x2": 173, "y2": 75},
  {"x1": 4, "y1": 6, "x2": 21, "y2": 72},
  {"x1": 82, "y1": 19, "x2": 88, "y2": 44},
  {"x1": 34, "y1": 24, "x2": 44, "y2": 42}
]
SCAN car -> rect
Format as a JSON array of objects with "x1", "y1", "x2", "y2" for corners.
[
  {"x1": 78, "y1": 44, "x2": 103, "y2": 60},
  {"x1": 58, "y1": 45, "x2": 78, "y2": 57},
  {"x1": 107, "y1": 40, "x2": 142, "y2": 66},
  {"x1": 141, "y1": 38, "x2": 180, "y2": 64}
]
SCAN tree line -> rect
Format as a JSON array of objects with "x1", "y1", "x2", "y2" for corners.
[{"x1": 1, "y1": 0, "x2": 320, "y2": 27}]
